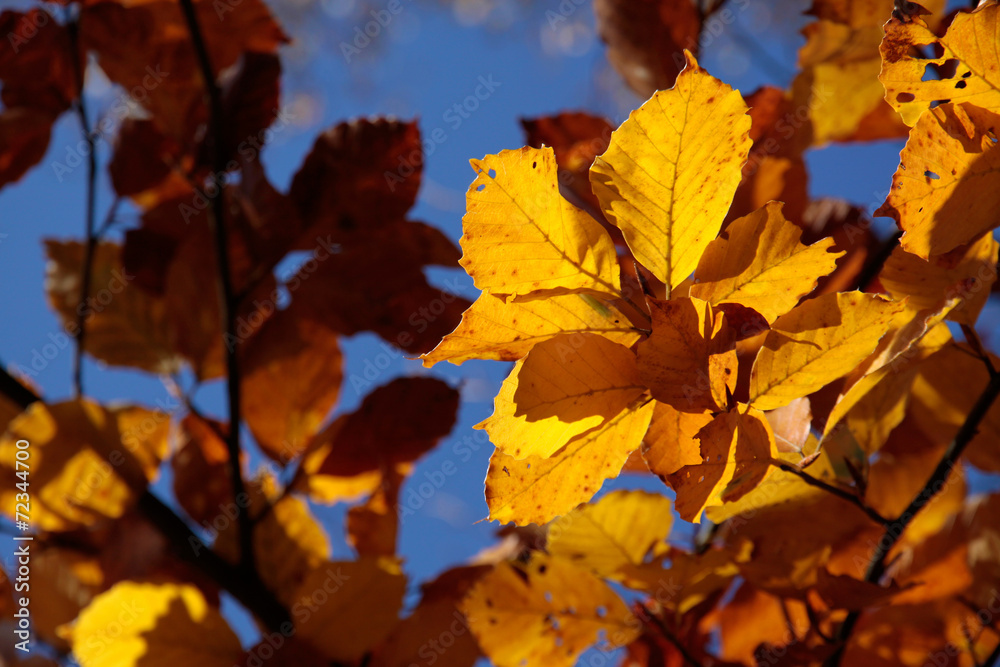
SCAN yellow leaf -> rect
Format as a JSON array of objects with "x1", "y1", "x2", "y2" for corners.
[
  {"x1": 241, "y1": 312, "x2": 342, "y2": 463},
  {"x1": 691, "y1": 202, "x2": 842, "y2": 322},
  {"x1": 461, "y1": 555, "x2": 639, "y2": 667},
  {"x1": 880, "y1": 3, "x2": 1000, "y2": 127},
  {"x1": 910, "y1": 345, "x2": 1000, "y2": 472},
  {"x1": 293, "y1": 559, "x2": 406, "y2": 662},
  {"x1": 879, "y1": 233, "x2": 998, "y2": 326},
  {"x1": 459, "y1": 146, "x2": 621, "y2": 301},
  {"x1": 420, "y1": 291, "x2": 640, "y2": 367},
  {"x1": 547, "y1": 489, "x2": 673, "y2": 582},
  {"x1": 478, "y1": 333, "x2": 646, "y2": 459},
  {"x1": 793, "y1": 22, "x2": 899, "y2": 145},
  {"x1": 69, "y1": 582, "x2": 241, "y2": 667},
  {"x1": 822, "y1": 308, "x2": 953, "y2": 438},
  {"x1": 664, "y1": 406, "x2": 778, "y2": 522},
  {"x1": 0, "y1": 400, "x2": 167, "y2": 531},
  {"x1": 641, "y1": 402, "x2": 712, "y2": 476},
  {"x1": 485, "y1": 400, "x2": 655, "y2": 525},
  {"x1": 875, "y1": 103, "x2": 1000, "y2": 258},
  {"x1": 705, "y1": 448, "x2": 839, "y2": 524},
  {"x1": 590, "y1": 51, "x2": 752, "y2": 291},
  {"x1": 636, "y1": 297, "x2": 737, "y2": 412},
  {"x1": 844, "y1": 365, "x2": 916, "y2": 454},
  {"x1": 749, "y1": 292, "x2": 904, "y2": 411}
]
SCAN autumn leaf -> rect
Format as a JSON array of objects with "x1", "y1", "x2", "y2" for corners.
[
  {"x1": 298, "y1": 377, "x2": 459, "y2": 503},
  {"x1": 691, "y1": 202, "x2": 843, "y2": 322},
  {"x1": 880, "y1": 2, "x2": 1000, "y2": 127},
  {"x1": 876, "y1": 103, "x2": 1000, "y2": 259},
  {"x1": 459, "y1": 146, "x2": 621, "y2": 301},
  {"x1": 68, "y1": 582, "x2": 242, "y2": 667},
  {"x1": 45, "y1": 240, "x2": 182, "y2": 375},
  {"x1": 641, "y1": 402, "x2": 713, "y2": 477},
  {"x1": 636, "y1": 297, "x2": 737, "y2": 413},
  {"x1": 521, "y1": 112, "x2": 614, "y2": 214},
  {"x1": 171, "y1": 415, "x2": 232, "y2": 526},
  {"x1": 478, "y1": 333, "x2": 646, "y2": 459},
  {"x1": 370, "y1": 566, "x2": 488, "y2": 667},
  {"x1": 292, "y1": 559, "x2": 406, "y2": 662},
  {"x1": 749, "y1": 292, "x2": 904, "y2": 411},
  {"x1": 590, "y1": 52, "x2": 752, "y2": 292},
  {"x1": 910, "y1": 344, "x2": 1000, "y2": 473},
  {"x1": 462, "y1": 554, "x2": 640, "y2": 667},
  {"x1": 878, "y1": 233, "x2": 998, "y2": 326},
  {"x1": 547, "y1": 489, "x2": 673, "y2": 582},
  {"x1": 421, "y1": 290, "x2": 639, "y2": 367},
  {"x1": 663, "y1": 405, "x2": 778, "y2": 522},
  {"x1": 241, "y1": 308, "x2": 342, "y2": 463},
  {"x1": 485, "y1": 400, "x2": 655, "y2": 525},
  {"x1": 0, "y1": 400, "x2": 167, "y2": 531},
  {"x1": 593, "y1": 0, "x2": 702, "y2": 99}
]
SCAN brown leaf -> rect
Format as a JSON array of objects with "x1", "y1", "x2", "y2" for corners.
[{"x1": 594, "y1": 0, "x2": 702, "y2": 98}]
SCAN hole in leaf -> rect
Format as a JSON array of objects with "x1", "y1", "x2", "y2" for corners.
[
  {"x1": 544, "y1": 591, "x2": 553, "y2": 603},
  {"x1": 955, "y1": 80, "x2": 967, "y2": 89},
  {"x1": 963, "y1": 70, "x2": 972, "y2": 78},
  {"x1": 924, "y1": 171, "x2": 940, "y2": 180},
  {"x1": 596, "y1": 606, "x2": 607, "y2": 618},
  {"x1": 476, "y1": 184, "x2": 485, "y2": 191},
  {"x1": 488, "y1": 168, "x2": 496, "y2": 178},
  {"x1": 896, "y1": 92, "x2": 916, "y2": 103}
]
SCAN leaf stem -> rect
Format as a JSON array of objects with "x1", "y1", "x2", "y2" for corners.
[
  {"x1": 825, "y1": 368, "x2": 1000, "y2": 666},
  {"x1": 769, "y1": 458, "x2": 888, "y2": 526},
  {"x1": 66, "y1": 14, "x2": 97, "y2": 398},
  {"x1": 177, "y1": 0, "x2": 255, "y2": 574}
]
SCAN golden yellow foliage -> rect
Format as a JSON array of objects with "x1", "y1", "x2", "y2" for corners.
[{"x1": 590, "y1": 52, "x2": 752, "y2": 291}]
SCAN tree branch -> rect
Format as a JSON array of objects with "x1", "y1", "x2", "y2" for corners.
[
  {"x1": 769, "y1": 459, "x2": 889, "y2": 526},
  {"x1": 177, "y1": 0, "x2": 255, "y2": 573},
  {"x1": 825, "y1": 369, "x2": 1000, "y2": 666},
  {"x1": 0, "y1": 364, "x2": 290, "y2": 631},
  {"x1": 644, "y1": 605, "x2": 703, "y2": 667},
  {"x1": 65, "y1": 14, "x2": 98, "y2": 398}
]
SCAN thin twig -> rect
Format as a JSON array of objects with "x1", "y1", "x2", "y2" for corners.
[
  {"x1": 177, "y1": 0, "x2": 255, "y2": 574},
  {"x1": 825, "y1": 369, "x2": 1000, "y2": 666},
  {"x1": 0, "y1": 364, "x2": 290, "y2": 631},
  {"x1": 66, "y1": 14, "x2": 98, "y2": 398},
  {"x1": 769, "y1": 458, "x2": 889, "y2": 526},
  {"x1": 644, "y1": 606, "x2": 703, "y2": 667},
  {"x1": 961, "y1": 325, "x2": 998, "y2": 378}
]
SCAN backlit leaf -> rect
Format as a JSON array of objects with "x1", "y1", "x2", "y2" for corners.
[
  {"x1": 636, "y1": 297, "x2": 737, "y2": 413},
  {"x1": 880, "y1": 3, "x2": 1000, "y2": 127},
  {"x1": 590, "y1": 52, "x2": 752, "y2": 291},
  {"x1": 70, "y1": 582, "x2": 242, "y2": 667},
  {"x1": 691, "y1": 202, "x2": 842, "y2": 322},
  {"x1": 547, "y1": 489, "x2": 673, "y2": 581},
  {"x1": 478, "y1": 334, "x2": 646, "y2": 459},
  {"x1": 875, "y1": 103, "x2": 1000, "y2": 259},
  {"x1": 421, "y1": 291, "x2": 640, "y2": 367},
  {"x1": 485, "y1": 400, "x2": 655, "y2": 525},
  {"x1": 462, "y1": 554, "x2": 639, "y2": 667},
  {"x1": 749, "y1": 292, "x2": 904, "y2": 411},
  {"x1": 459, "y1": 146, "x2": 621, "y2": 301}
]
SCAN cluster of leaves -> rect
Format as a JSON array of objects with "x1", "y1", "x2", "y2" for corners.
[
  {"x1": 3, "y1": 0, "x2": 1000, "y2": 667},
  {"x1": 421, "y1": 1, "x2": 1000, "y2": 665}
]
